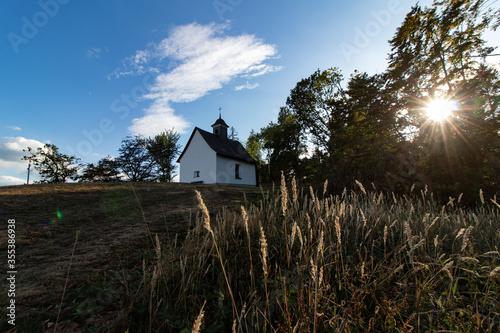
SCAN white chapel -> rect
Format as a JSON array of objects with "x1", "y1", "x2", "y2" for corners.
[{"x1": 177, "y1": 116, "x2": 258, "y2": 186}]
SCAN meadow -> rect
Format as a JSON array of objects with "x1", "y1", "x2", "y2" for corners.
[{"x1": 1, "y1": 179, "x2": 499, "y2": 332}]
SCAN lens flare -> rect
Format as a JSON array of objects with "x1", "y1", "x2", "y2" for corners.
[
  {"x1": 44, "y1": 209, "x2": 63, "y2": 226},
  {"x1": 425, "y1": 99, "x2": 457, "y2": 122}
]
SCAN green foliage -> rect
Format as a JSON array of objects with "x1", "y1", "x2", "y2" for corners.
[
  {"x1": 117, "y1": 135, "x2": 156, "y2": 182},
  {"x1": 387, "y1": 0, "x2": 498, "y2": 96},
  {"x1": 79, "y1": 156, "x2": 122, "y2": 182},
  {"x1": 146, "y1": 129, "x2": 181, "y2": 182},
  {"x1": 245, "y1": 129, "x2": 263, "y2": 164},
  {"x1": 286, "y1": 67, "x2": 345, "y2": 151},
  {"x1": 259, "y1": 107, "x2": 307, "y2": 182},
  {"x1": 22, "y1": 143, "x2": 81, "y2": 183},
  {"x1": 387, "y1": 0, "x2": 500, "y2": 200},
  {"x1": 248, "y1": 0, "x2": 500, "y2": 200},
  {"x1": 78, "y1": 129, "x2": 181, "y2": 183}
]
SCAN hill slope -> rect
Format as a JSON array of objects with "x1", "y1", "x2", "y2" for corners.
[{"x1": 0, "y1": 182, "x2": 259, "y2": 332}]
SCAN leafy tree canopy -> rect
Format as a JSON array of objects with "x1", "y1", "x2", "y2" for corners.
[
  {"x1": 79, "y1": 156, "x2": 122, "y2": 182},
  {"x1": 22, "y1": 144, "x2": 81, "y2": 183},
  {"x1": 146, "y1": 129, "x2": 181, "y2": 182},
  {"x1": 248, "y1": 0, "x2": 500, "y2": 200},
  {"x1": 117, "y1": 135, "x2": 156, "y2": 182}
]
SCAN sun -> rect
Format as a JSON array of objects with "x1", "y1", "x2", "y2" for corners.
[{"x1": 425, "y1": 98, "x2": 457, "y2": 122}]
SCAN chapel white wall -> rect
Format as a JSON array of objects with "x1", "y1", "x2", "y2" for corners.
[
  {"x1": 179, "y1": 130, "x2": 217, "y2": 184},
  {"x1": 216, "y1": 155, "x2": 256, "y2": 186}
]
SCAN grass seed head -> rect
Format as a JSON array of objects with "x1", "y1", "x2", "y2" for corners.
[
  {"x1": 155, "y1": 234, "x2": 161, "y2": 258},
  {"x1": 355, "y1": 180, "x2": 367, "y2": 195},
  {"x1": 360, "y1": 209, "x2": 367, "y2": 228},
  {"x1": 260, "y1": 226, "x2": 268, "y2": 276},
  {"x1": 292, "y1": 176, "x2": 298, "y2": 204},
  {"x1": 317, "y1": 230, "x2": 324, "y2": 256},
  {"x1": 241, "y1": 205, "x2": 249, "y2": 235},
  {"x1": 490, "y1": 266, "x2": 500, "y2": 277},
  {"x1": 291, "y1": 221, "x2": 298, "y2": 247},
  {"x1": 461, "y1": 226, "x2": 473, "y2": 252},
  {"x1": 319, "y1": 266, "x2": 324, "y2": 287},
  {"x1": 405, "y1": 221, "x2": 412, "y2": 247},
  {"x1": 310, "y1": 258, "x2": 317, "y2": 282},
  {"x1": 195, "y1": 190, "x2": 212, "y2": 234},
  {"x1": 442, "y1": 260, "x2": 454, "y2": 279},
  {"x1": 335, "y1": 217, "x2": 341, "y2": 246},
  {"x1": 297, "y1": 226, "x2": 304, "y2": 252},
  {"x1": 192, "y1": 301, "x2": 206, "y2": 333},
  {"x1": 281, "y1": 171, "x2": 288, "y2": 215},
  {"x1": 151, "y1": 266, "x2": 158, "y2": 289}
]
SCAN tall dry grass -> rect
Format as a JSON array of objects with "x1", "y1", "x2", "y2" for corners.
[{"x1": 124, "y1": 180, "x2": 500, "y2": 332}]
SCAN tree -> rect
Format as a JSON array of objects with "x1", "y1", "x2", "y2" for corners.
[
  {"x1": 229, "y1": 126, "x2": 239, "y2": 141},
  {"x1": 79, "y1": 156, "x2": 122, "y2": 182},
  {"x1": 387, "y1": 0, "x2": 500, "y2": 199},
  {"x1": 254, "y1": 0, "x2": 499, "y2": 196},
  {"x1": 286, "y1": 68, "x2": 346, "y2": 153},
  {"x1": 284, "y1": 69, "x2": 406, "y2": 189},
  {"x1": 245, "y1": 129, "x2": 264, "y2": 164},
  {"x1": 260, "y1": 107, "x2": 307, "y2": 181},
  {"x1": 22, "y1": 144, "x2": 81, "y2": 183},
  {"x1": 387, "y1": 0, "x2": 498, "y2": 99},
  {"x1": 332, "y1": 71, "x2": 406, "y2": 189},
  {"x1": 117, "y1": 135, "x2": 156, "y2": 182},
  {"x1": 146, "y1": 129, "x2": 181, "y2": 182},
  {"x1": 246, "y1": 129, "x2": 271, "y2": 183}
]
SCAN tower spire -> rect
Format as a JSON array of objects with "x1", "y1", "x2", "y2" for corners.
[{"x1": 211, "y1": 110, "x2": 229, "y2": 140}]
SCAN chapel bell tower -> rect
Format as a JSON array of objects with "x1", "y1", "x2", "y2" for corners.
[{"x1": 211, "y1": 110, "x2": 229, "y2": 140}]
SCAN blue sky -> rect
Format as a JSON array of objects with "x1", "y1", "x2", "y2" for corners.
[{"x1": 1, "y1": 0, "x2": 497, "y2": 185}]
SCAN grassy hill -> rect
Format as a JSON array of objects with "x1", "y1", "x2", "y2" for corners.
[
  {"x1": 1, "y1": 181, "x2": 500, "y2": 332},
  {"x1": 0, "y1": 182, "x2": 260, "y2": 332}
]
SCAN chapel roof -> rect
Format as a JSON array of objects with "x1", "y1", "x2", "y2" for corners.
[
  {"x1": 211, "y1": 117, "x2": 229, "y2": 128},
  {"x1": 177, "y1": 127, "x2": 256, "y2": 164}
]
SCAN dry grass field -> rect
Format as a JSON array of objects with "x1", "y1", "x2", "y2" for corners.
[
  {"x1": 0, "y1": 182, "x2": 260, "y2": 332},
  {"x1": 1, "y1": 180, "x2": 499, "y2": 332}
]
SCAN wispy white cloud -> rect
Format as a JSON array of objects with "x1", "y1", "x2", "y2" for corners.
[
  {"x1": 243, "y1": 64, "x2": 283, "y2": 77},
  {"x1": 0, "y1": 175, "x2": 25, "y2": 186},
  {"x1": 5, "y1": 125, "x2": 21, "y2": 131},
  {"x1": 112, "y1": 22, "x2": 281, "y2": 137},
  {"x1": 86, "y1": 47, "x2": 102, "y2": 59},
  {"x1": 108, "y1": 49, "x2": 160, "y2": 79},
  {"x1": 128, "y1": 103, "x2": 190, "y2": 136},
  {"x1": 0, "y1": 137, "x2": 44, "y2": 166},
  {"x1": 0, "y1": 137, "x2": 46, "y2": 185},
  {"x1": 235, "y1": 82, "x2": 260, "y2": 91}
]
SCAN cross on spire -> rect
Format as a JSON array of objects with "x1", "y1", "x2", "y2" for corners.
[{"x1": 218, "y1": 107, "x2": 222, "y2": 119}]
